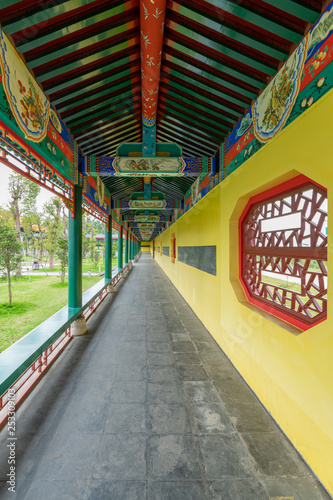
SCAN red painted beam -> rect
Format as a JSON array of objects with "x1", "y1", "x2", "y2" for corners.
[{"x1": 140, "y1": 0, "x2": 167, "y2": 127}]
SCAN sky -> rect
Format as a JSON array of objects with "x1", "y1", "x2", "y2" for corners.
[{"x1": 0, "y1": 162, "x2": 53, "y2": 212}]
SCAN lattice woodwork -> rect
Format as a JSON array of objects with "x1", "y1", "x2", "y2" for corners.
[{"x1": 242, "y1": 182, "x2": 327, "y2": 327}]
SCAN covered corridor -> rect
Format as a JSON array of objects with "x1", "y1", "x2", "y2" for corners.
[{"x1": 0, "y1": 254, "x2": 329, "y2": 500}]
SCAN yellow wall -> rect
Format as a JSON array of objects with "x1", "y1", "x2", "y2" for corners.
[
  {"x1": 154, "y1": 89, "x2": 333, "y2": 495},
  {"x1": 141, "y1": 241, "x2": 151, "y2": 252}
]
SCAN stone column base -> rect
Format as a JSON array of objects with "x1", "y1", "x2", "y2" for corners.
[
  {"x1": 120, "y1": 272, "x2": 124, "y2": 278},
  {"x1": 107, "y1": 284, "x2": 115, "y2": 293},
  {"x1": 71, "y1": 317, "x2": 87, "y2": 336}
]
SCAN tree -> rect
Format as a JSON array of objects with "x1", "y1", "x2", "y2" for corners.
[
  {"x1": 0, "y1": 220, "x2": 22, "y2": 305},
  {"x1": 55, "y1": 238, "x2": 68, "y2": 284},
  {"x1": 8, "y1": 173, "x2": 40, "y2": 272},
  {"x1": 43, "y1": 197, "x2": 63, "y2": 270},
  {"x1": 89, "y1": 238, "x2": 100, "y2": 268}
]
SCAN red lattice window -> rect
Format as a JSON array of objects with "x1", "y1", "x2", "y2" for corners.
[{"x1": 240, "y1": 175, "x2": 327, "y2": 330}]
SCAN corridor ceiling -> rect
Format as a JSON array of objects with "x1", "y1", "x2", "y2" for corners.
[{"x1": 0, "y1": 0, "x2": 326, "y2": 205}]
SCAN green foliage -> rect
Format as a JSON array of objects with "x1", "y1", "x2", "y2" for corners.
[
  {"x1": 55, "y1": 237, "x2": 68, "y2": 284},
  {"x1": 43, "y1": 196, "x2": 63, "y2": 268},
  {"x1": 0, "y1": 220, "x2": 22, "y2": 305},
  {"x1": 0, "y1": 275, "x2": 103, "y2": 352},
  {"x1": 89, "y1": 238, "x2": 100, "y2": 268}
]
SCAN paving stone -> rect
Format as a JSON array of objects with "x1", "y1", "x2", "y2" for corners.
[
  {"x1": 190, "y1": 403, "x2": 235, "y2": 435},
  {"x1": 172, "y1": 341, "x2": 197, "y2": 352},
  {"x1": 194, "y1": 341, "x2": 220, "y2": 352},
  {"x1": 198, "y1": 434, "x2": 256, "y2": 479},
  {"x1": 214, "y1": 379, "x2": 259, "y2": 405},
  {"x1": 93, "y1": 434, "x2": 146, "y2": 480},
  {"x1": 178, "y1": 364, "x2": 209, "y2": 381},
  {"x1": 88, "y1": 481, "x2": 147, "y2": 500},
  {"x1": 34, "y1": 433, "x2": 101, "y2": 480},
  {"x1": 241, "y1": 432, "x2": 304, "y2": 477},
  {"x1": 226, "y1": 402, "x2": 277, "y2": 433},
  {"x1": 116, "y1": 364, "x2": 147, "y2": 381},
  {"x1": 148, "y1": 382, "x2": 185, "y2": 405},
  {"x1": 208, "y1": 478, "x2": 269, "y2": 500},
  {"x1": 0, "y1": 481, "x2": 34, "y2": 500},
  {"x1": 148, "y1": 404, "x2": 191, "y2": 434},
  {"x1": 171, "y1": 333, "x2": 190, "y2": 341},
  {"x1": 147, "y1": 341, "x2": 173, "y2": 353},
  {"x1": 148, "y1": 434, "x2": 203, "y2": 480},
  {"x1": 109, "y1": 381, "x2": 147, "y2": 403},
  {"x1": 148, "y1": 366, "x2": 180, "y2": 383},
  {"x1": 104, "y1": 403, "x2": 146, "y2": 434},
  {"x1": 198, "y1": 350, "x2": 231, "y2": 365},
  {"x1": 205, "y1": 363, "x2": 241, "y2": 381},
  {"x1": 24, "y1": 480, "x2": 90, "y2": 500},
  {"x1": 147, "y1": 352, "x2": 175, "y2": 365},
  {"x1": 183, "y1": 381, "x2": 222, "y2": 404},
  {"x1": 174, "y1": 352, "x2": 202, "y2": 365},
  {"x1": 263, "y1": 477, "x2": 332, "y2": 500},
  {"x1": 148, "y1": 481, "x2": 210, "y2": 499}
]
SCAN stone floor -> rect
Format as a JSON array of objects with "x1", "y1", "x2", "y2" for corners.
[{"x1": 0, "y1": 254, "x2": 331, "y2": 500}]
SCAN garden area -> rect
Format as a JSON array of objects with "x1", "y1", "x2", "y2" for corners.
[
  {"x1": 0, "y1": 274, "x2": 104, "y2": 353},
  {"x1": 0, "y1": 171, "x2": 121, "y2": 354}
]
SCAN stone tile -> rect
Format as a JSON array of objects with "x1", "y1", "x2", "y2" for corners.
[
  {"x1": 0, "y1": 481, "x2": 32, "y2": 500},
  {"x1": 263, "y1": 477, "x2": 332, "y2": 500},
  {"x1": 147, "y1": 341, "x2": 172, "y2": 353},
  {"x1": 148, "y1": 481, "x2": 209, "y2": 499},
  {"x1": 190, "y1": 403, "x2": 235, "y2": 435},
  {"x1": 174, "y1": 352, "x2": 202, "y2": 365},
  {"x1": 178, "y1": 364, "x2": 209, "y2": 381},
  {"x1": 147, "y1": 352, "x2": 175, "y2": 365},
  {"x1": 109, "y1": 381, "x2": 147, "y2": 403},
  {"x1": 241, "y1": 432, "x2": 304, "y2": 477},
  {"x1": 198, "y1": 350, "x2": 230, "y2": 365},
  {"x1": 194, "y1": 341, "x2": 220, "y2": 352},
  {"x1": 104, "y1": 403, "x2": 146, "y2": 434},
  {"x1": 226, "y1": 402, "x2": 277, "y2": 433},
  {"x1": 171, "y1": 333, "x2": 190, "y2": 341},
  {"x1": 24, "y1": 480, "x2": 90, "y2": 500},
  {"x1": 148, "y1": 404, "x2": 191, "y2": 434},
  {"x1": 148, "y1": 382, "x2": 184, "y2": 405},
  {"x1": 34, "y1": 433, "x2": 101, "y2": 480},
  {"x1": 104, "y1": 350, "x2": 147, "y2": 365},
  {"x1": 148, "y1": 366, "x2": 179, "y2": 383},
  {"x1": 148, "y1": 434, "x2": 203, "y2": 480},
  {"x1": 116, "y1": 364, "x2": 147, "y2": 381},
  {"x1": 93, "y1": 434, "x2": 146, "y2": 480},
  {"x1": 88, "y1": 481, "x2": 147, "y2": 500},
  {"x1": 209, "y1": 479, "x2": 269, "y2": 500},
  {"x1": 59, "y1": 401, "x2": 108, "y2": 435},
  {"x1": 198, "y1": 434, "x2": 256, "y2": 479},
  {"x1": 205, "y1": 363, "x2": 241, "y2": 381},
  {"x1": 122, "y1": 332, "x2": 147, "y2": 341},
  {"x1": 172, "y1": 341, "x2": 197, "y2": 352},
  {"x1": 183, "y1": 381, "x2": 222, "y2": 404},
  {"x1": 214, "y1": 379, "x2": 259, "y2": 405}
]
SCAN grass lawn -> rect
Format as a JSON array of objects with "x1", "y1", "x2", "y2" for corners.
[
  {"x1": 34, "y1": 258, "x2": 119, "y2": 273},
  {"x1": 0, "y1": 275, "x2": 104, "y2": 353}
]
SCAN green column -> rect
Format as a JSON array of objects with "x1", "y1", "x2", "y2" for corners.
[
  {"x1": 68, "y1": 184, "x2": 83, "y2": 309},
  {"x1": 124, "y1": 231, "x2": 129, "y2": 265},
  {"x1": 130, "y1": 235, "x2": 133, "y2": 260},
  {"x1": 105, "y1": 215, "x2": 112, "y2": 280},
  {"x1": 118, "y1": 225, "x2": 123, "y2": 270}
]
